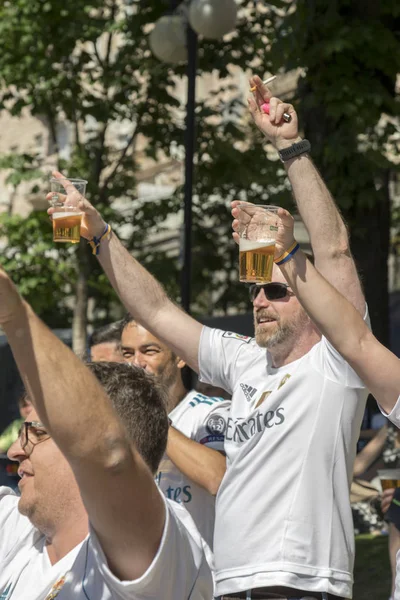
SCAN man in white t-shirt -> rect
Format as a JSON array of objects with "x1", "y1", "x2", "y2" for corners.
[
  {"x1": 120, "y1": 314, "x2": 230, "y2": 549},
  {"x1": 261, "y1": 208, "x2": 400, "y2": 600},
  {"x1": 48, "y1": 77, "x2": 367, "y2": 599},
  {"x1": 0, "y1": 271, "x2": 212, "y2": 600}
]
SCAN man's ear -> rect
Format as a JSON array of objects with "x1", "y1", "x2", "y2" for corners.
[{"x1": 176, "y1": 357, "x2": 186, "y2": 370}]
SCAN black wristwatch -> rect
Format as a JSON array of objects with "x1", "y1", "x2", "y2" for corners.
[{"x1": 278, "y1": 139, "x2": 311, "y2": 162}]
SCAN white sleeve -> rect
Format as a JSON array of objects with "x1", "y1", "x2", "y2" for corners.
[
  {"x1": 379, "y1": 396, "x2": 400, "y2": 430},
  {"x1": 89, "y1": 496, "x2": 213, "y2": 599},
  {"x1": 198, "y1": 327, "x2": 253, "y2": 394},
  {"x1": 193, "y1": 401, "x2": 231, "y2": 452},
  {"x1": 309, "y1": 305, "x2": 370, "y2": 389},
  {"x1": 0, "y1": 487, "x2": 32, "y2": 561}
]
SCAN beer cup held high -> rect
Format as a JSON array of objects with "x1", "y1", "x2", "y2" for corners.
[
  {"x1": 238, "y1": 204, "x2": 279, "y2": 283},
  {"x1": 49, "y1": 178, "x2": 87, "y2": 243}
]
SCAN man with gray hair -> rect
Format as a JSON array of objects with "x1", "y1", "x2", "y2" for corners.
[{"x1": 0, "y1": 268, "x2": 212, "y2": 599}]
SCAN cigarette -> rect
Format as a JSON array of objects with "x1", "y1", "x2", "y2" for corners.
[
  {"x1": 250, "y1": 75, "x2": 277, "y2": 92},
  {"x1": 263, "y1": 75, "x2": 276, "y2": 85}
]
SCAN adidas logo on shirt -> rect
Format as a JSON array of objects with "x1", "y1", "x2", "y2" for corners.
[{"x1": 240, "y1": 383, "x2": 257, "y2": 402}]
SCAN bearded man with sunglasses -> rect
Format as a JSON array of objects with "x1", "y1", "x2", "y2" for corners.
[{"x1": 47, "y1": 76, "x2": 368, "y2": 600}]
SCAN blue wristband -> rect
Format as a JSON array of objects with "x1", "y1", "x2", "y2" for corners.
[
  {"x1": 275, "y1": 242, "x2": 300, "y2": 266},
  {"x1": 88, "y1": 224, "x2": 112, "y2": 255}
]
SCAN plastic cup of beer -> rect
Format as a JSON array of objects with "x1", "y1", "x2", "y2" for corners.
[
  {"x1": 49, "y1": 178, "x2": 87, "y2": 244},
  {"x1": 238, "y1": 203, "x2": 279, "y2": 283},
  {"x1": 378, "y1": 469, "x2": 400, "y2": 491}
]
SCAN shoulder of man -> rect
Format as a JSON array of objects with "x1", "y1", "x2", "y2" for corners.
[
  {"x1": 166, "y1": 498, "x2": 214, "y2": 568},
  {"x1": 87, "y1": 500, "x2": 212, "y2": 599},
  {"x1": 220, "y1": 331, "x2": 254, "y2": 344},
  {"x1": 0, "y1": 485, "x2": 20, "y2": 509},
  {"x1": 180, "y1": 392, "x2": 229, "y2": 445},
  {"x1": 167, "y1": 498, "x2": 202, "y2": 541},
  {"x1": 0, "y1": 486, "x2": 35, "y2": 563},
  {"x1": 166, "y1": 499, "x2": 214, "y2": 592},
  {"x1": 183, "y1": 390, "x2": 230, "y2": 411},
  {"x1": 202, "y1": 327, "x2": 258, "y2": 354}
]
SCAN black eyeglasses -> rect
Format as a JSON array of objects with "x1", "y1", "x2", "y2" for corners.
[
  {"x1": 17, "y1": 421, "x2": 50, "y2": 453},
  {"x1": 249, "y1": 282, "x2": 291, "y2": 302}
]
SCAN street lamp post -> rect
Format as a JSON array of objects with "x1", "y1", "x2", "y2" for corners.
[
  {"x1": 149, "y1": 0, "x2": 238, "y2": 315},
  {"x1": 181, "y1": 24, "x2": 198, "y2": 315}
]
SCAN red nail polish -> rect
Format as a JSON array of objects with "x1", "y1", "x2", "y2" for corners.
[{"x1": 261, "y1": 102, "x2": 270, "y2": 115}]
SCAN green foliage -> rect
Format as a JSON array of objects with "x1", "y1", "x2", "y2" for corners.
[
  {"x1": 0, "y1": 0, "x2": 398, "y2": 337},
  {"x1": 0, "y1": 0, "x2": 288, "y2": 327},
  {"x1": 267, "y1": 0, "x2": 400, "y2": 199},
  {"x1": 263, "y1": 0, "x2": 400, "y2": 343},
  {"x1": 0, "y1": 211, "x2": 76, "y2": 325}
]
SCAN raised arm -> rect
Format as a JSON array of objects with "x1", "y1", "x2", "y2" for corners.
[
  {"x1": 98, "y1": 233, "x2": 202, "y2": 371},
  {"x1": 47, "y1": 171, "x2": 202, "y2": 372},
  {"x1": 0, "y1": 268, "x2": 165, "y2": 581},
  {"x1": 248, "y1": 75, "x2": 365, "y2": 315},
  {"x1": 242, "y1": 208, "x2": 400, "y2": 415}
]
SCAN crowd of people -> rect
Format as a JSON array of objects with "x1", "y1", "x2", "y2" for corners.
[{"x1": 0, "y1": 75, "x2": 400, "y2": 600}]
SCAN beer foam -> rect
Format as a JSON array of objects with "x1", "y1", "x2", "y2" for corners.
[
  {"x1": 239, "y1": 239, "x2": 275, "y2": 252},
  {"x1": 53, "y1": 211, "x2": 82, "y2": 219}
]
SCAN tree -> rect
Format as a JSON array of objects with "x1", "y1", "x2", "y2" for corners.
[
  {"x1": 2, "y1": 0, "x2": 396, "y2": 354},
  {"x1": 268, "y1": 0, "x2": 400, "y2": 345},
  {"x1": 0, "y1": 0, "x2": 289, "y2": 351}
]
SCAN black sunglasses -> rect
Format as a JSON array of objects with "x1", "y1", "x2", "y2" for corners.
[{"x1": 249, "y1": 282, "x2": 291, "y2": 302}]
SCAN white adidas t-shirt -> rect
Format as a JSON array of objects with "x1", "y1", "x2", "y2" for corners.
[
  {"x1": 199, "y1": 327, "x2": 369, "y2": 598},
  {"x1": 156, "y1": 390, "x2": 230, "y2": 549},
  {"x1": 0, "y1": 486, "x2": 213, "y2": 600}
]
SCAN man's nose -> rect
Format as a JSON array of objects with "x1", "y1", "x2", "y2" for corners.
[
  {"x1": 131, "y1": 354, "x2": 147, "y2": 369},
  {"x1": 7, "y1": 437, "x2": 25, "y2": 462},
  {"x1": 253, "y1": 288, "x2": 271, "y2": 308}
]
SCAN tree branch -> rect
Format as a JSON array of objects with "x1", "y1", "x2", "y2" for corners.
[
  {"x1": 99, "y1": 110, "x2": 145, "y2": 199},
  {"x1": 92, "y1": 40, "x2": 105, "y2": 71},
  {"x1": 104, "y1": 1, "x2": 117, "y2": 71},
  {"x1": 93, "y1": 123, "x2": 108, "y2": 187}
]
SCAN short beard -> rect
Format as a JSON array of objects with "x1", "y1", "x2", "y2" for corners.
[
  {"x1": 255, "y1": 310, "x2": 310, "y2": 349},
  {"x1": 255, "y1": 321, "x2": 295, "y2": 349}
]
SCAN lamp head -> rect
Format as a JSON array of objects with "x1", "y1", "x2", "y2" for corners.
[
  {"x1": 189, "y1": 0, "x2": 238, "y2": 39},
  {"x1": 149, "y1": 14, "x2": 188, "y2": 64}
]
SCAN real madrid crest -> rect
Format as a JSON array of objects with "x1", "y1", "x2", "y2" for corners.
[
  {"x1": 44, "y1": 574, "x2": 67, "y2": 600},
  {"x1": 206, "y1": 413, "x2": 226, "y2": 435}
]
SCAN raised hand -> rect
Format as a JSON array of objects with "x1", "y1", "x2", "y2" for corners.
[
  {"x1": 231, "y1": 201, "x2": 296, "y2": 259},
  {"x1": 47, "y1": 171, "x2": 106, "y2": 240},
  {"x1": 248, "y1": 75, "x2": 300, "y2": 149}
]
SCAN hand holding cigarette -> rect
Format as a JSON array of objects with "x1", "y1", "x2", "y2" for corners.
[
  {"x1": 249, "y1": 75, "x2": 291, "y2": 122},
  {"x1": 247, "y1": 74, "x2": 300, "y2": 151},
  {"x1": 249, "y1": 75, "x2": 277, "y2": 92}
]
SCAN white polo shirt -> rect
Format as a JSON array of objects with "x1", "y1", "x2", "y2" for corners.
[
  {"x1": 199, "y1": 327, "x2": 368, "y2": 598},
  {"x1": 0, "y1": 486, "x2": 213, "y2": 600},
  {"x1": 156, "y1": 390, "x2": 230, "y2": 549}
]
